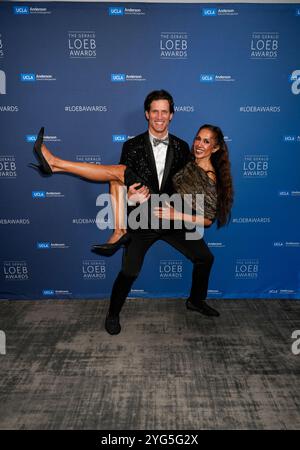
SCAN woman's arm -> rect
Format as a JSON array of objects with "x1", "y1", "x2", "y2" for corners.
[{"x1": 154, "y1": 204, "x2": 213, "y2": 227}]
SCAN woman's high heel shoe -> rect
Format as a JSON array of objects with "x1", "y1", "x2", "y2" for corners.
[
  {"x1": 29, "y1": 127, "x2": 53, "y2": 176},
  {"x1": 91, "y1": 233, "x2": 131, "y2": 256}
]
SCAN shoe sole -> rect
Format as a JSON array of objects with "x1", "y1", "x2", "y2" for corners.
[
  {"x1": 105, "y1": 326, "x2": 121, "y2": 335},
  {"x1": 105, "y1": 316, "x2": 121, "y2": 335}
]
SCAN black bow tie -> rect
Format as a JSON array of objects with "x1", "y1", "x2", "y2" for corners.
[{"x1": 153, "y1": 137, "x2": 169, "y2": 147}]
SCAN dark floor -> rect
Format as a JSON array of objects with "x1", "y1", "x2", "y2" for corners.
[{"x1": 0, "y1": 298, "x2": 299, "y2": 430}]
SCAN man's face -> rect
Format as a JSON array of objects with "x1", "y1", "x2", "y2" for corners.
[{"x1": 145, "y1": 99, "x2": 173, "y2": 138}]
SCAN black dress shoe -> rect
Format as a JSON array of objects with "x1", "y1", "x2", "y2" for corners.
[
  {"x1": 91, "y1": 233, "x2": 131, "y2": 256},
  {"x1": 186, "y1": 299, "x2": 220, "y2": 317},
  {"x1": 29, "y1": 127, "x2": 52, "y2": 176},
  {"x1": 105, "y1": 313, "x2": 121, "y2": 335}
]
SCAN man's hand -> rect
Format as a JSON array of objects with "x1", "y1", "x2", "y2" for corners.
[{"x1": 128, "y1": 183, "x2": 150, "y2": 205}]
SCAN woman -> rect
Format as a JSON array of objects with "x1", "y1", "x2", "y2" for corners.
[
  {"x1": 155, "y1": 124, "x2": 233, "y2": 230},
  {"x1": 31, "y1": 124, "x2": 233, "y2": 253}
]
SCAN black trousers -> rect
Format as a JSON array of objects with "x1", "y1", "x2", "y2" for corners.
[{"x1": 108, "y1": 229, "x2": 214, "y2": 316}]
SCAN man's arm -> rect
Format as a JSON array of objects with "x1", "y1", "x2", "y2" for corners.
[
  {"x1": 119, "y1": 140, "x2": 130, "y2": 166},
  {"x1": 119, "y1": 140, "x2": 150, "y2": 204}
]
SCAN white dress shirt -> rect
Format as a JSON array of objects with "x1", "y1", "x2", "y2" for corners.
[{"x1": 149, "y1": 131, "x2": 169, "y2": 189}]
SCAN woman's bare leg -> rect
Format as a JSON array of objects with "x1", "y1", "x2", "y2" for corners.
[
  {"x1": 41, "y1": 144, "x2": 125, "y2": 183},
  {"x1": 107, "y1": 180, "x2": 127, "y2": 244},
  {"x1": 40, "y1": 144, "x2": 127, "y2": 244}
]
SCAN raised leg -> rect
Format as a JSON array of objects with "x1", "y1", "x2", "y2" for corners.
[
  {"x1": 107, "y1": 181, "x2": 127, "y2": 244},
  {"x1": 40, "y1": 144, "x2": 126, "y2": 182},
  {"x1": 40, "y1": 144, "x2": 127, "y2": 245}
]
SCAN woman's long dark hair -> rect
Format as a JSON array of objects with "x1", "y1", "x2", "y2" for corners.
[{"x1": 194, "y1": 124, "x2": 234, "y2": 228}]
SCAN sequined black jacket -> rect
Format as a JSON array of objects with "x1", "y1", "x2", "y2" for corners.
[{"x1": 120, "y1": 131, "x2": 191, "y2": 195}]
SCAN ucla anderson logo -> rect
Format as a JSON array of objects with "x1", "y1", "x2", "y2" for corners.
[
  {"x1": 109, "y1": 7, "x2": 124, "y2": 16},
  {"x1": 32, "y1": 191, "x2": 46, "y2": 199},
  {"x1": 283, "y1": 135, "x2": 295, "y2": 142},
  {"x1": 202, "y1": 7, "x2": 238, "y2": 16},
  {"x1": 108, "y1": 6, "x2": 145, "y2": 16},
  {"x1": 283, "y1": 135, "x2": 300, "y2": 143},
  {"x1": 111, "y1": 73, "x2": 146, "y2": 82},
  {"x1": 112, "y1": 135, "x2": 127, "y2": 143},
  {"x1": 200, "y1": 74, "x2": 215, "y2": 82},
  {"x1": 20, "y1": 73, "x2": 35, "y2": 82},
  {"x1": 42, "y1": 290, "x2": 54, "y2": 296},
  {"x1": 37, "y1": 242, "x2": 50, "y2": 249},
  {"x1": 13, "y1": 6, "x2": 51, "y2": 15},
  {"x1": 111, "y1": 74, "x2": 126, "y2": 82},
  {"x1": 42, "y1": 289, "x2": 72, "y2": 296},
  {"x1": 13, "y1": 6, "x2": 29, "y2": 15},
  {"x1": 26, "y1": 135, "x2": 37, "y2": 143},
  {"x1": 202, "y1": 8, "x2": 217, "y2": 16}
]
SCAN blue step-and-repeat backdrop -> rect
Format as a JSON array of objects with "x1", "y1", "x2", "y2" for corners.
[{"x1": 0, "y1": 2, "x2": 299, "y2": 300}]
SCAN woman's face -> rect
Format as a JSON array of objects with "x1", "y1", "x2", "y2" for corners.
[{"x1": 193, "y1": 128, "x2": 219, "y2": 161}]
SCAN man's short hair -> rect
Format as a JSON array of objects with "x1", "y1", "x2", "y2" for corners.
[{"x1": 144, "y1": 90, "x2": 174, "y2": 114}]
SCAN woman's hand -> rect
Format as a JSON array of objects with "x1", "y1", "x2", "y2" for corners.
[
  {"x1": 154, "y1": 202, "x2": 211, "y2": 227},
  {"x1": 153, "y1": 202, "x2": 183, "y2": 221}
]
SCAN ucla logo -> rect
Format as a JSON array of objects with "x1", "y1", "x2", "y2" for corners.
[
  {"x1": 202, "y1": 8, "x2": 217, "y2": 16},
  {"x1": 111, "y1": 73, "x2": 126, "y2": 82},
  {"x1": 42, "y1": 290, "x2": 54, "y2": 296},
  {"x1": 112, "y1": 135, "x2": 127, "y2": 143},
  {"x1": 20, "y1": 73, "x2": 35, "y2": 82},
  {"x1": 283, "y1": 135, "x2": 295, "y2": 142},
  {"x1": 37, "y1": 242, "x2": 50, "y2": 249},
  {"x1": 109, "y1": 7, "x2": 124, "y2": 16},
  {"x1": 26, "y1": 135, "x2": 37, "y2": 142},
  {"x1": 273, "y1": 242, "x2": 284, "y2": 247},
  {"x1": 200, "y1": 74, "x2": 215, "y2": 82},
  {"x1": 13, "y1": 6, "x2": 29, "y2": 15},
  {"x1": 32, "y1": 191, "x2": 46, "y2": 198}
]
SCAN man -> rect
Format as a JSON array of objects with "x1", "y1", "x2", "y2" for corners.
[{"x1": 105, "y1": 90, "x2": 219, "y2": 335}]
